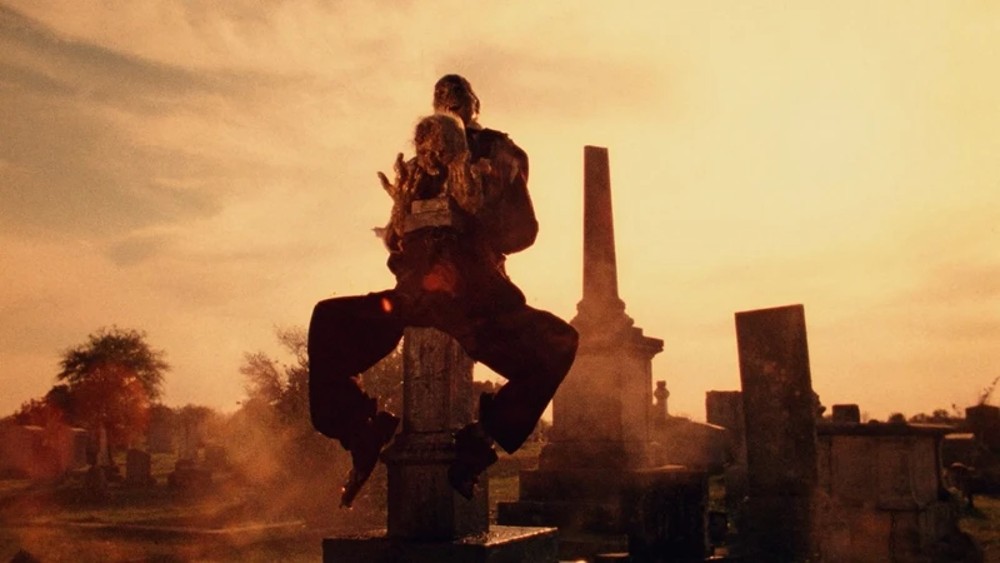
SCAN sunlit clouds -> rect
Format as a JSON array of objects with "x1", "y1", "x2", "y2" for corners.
[{"x1": 2, "y1": 1, "x2": 999, "y2": 421}]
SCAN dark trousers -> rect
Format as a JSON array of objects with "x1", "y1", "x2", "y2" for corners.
[{"x1": 308, "y1": 228, "x2": 578, "y2": 454}]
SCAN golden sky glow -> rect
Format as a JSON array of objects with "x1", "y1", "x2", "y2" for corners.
[{"x1": 1, "y1": 1, "x2": 998, "y2": 421}]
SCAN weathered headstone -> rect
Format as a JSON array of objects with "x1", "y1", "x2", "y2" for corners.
[
  {"x1": 498, "y1": 146, "x2": 707, "y2": 561},
  {"x1": 83, "y1": 463, "x2": 108, "y2": 500},
  {"x1": 125, "y1": 448, "x2": 155, "y2": 487},
  {"x1": 167, "y1": 458, "x2": 211, "y2": 490},
  {"x1": 323, "y1": 328, "x2": 558, "y2": 561},
  {"x1": 735, "y1": 304, "x2": 818, "y2": 561},
  {"x1": 705, "y1": 391, "x2": 746, "y2": 465},
  {"x1": 831, "y1": 404, "x2": 861, "y2": 424}
]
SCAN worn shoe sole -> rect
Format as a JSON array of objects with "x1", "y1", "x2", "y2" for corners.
[{"x1": 340, "y1": 412, "x2": 400, "y2": 508}]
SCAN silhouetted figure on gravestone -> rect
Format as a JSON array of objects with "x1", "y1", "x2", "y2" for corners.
[{"x1": 309, "y1": 74, "x2": 579, "y2": 507}]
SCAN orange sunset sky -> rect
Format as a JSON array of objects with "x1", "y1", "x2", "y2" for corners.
[{"x1": 1, "y1": 1, "x2": 998, "y2": 422}]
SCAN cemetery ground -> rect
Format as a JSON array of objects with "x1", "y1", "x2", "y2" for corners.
[
  {"x1": 3, "y1": 443, "x2": 998, "y2": 561},
  {"x1": 0, "y1": 442, "x2": 542, "y2": 562}
]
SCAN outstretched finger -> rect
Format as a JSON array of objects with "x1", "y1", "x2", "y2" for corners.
[
  {"x1": 377, "y1": 171, "x2": 393, "y2": 194},
  {"x1": 393, "y1": 153, "x2": 408, "y2": 183}
]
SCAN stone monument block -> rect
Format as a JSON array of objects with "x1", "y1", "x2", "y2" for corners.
[
  {"x1": 829, "y1": 436, "x2": 878, "y2": 505},
  {"x1": 875, "y1": 436, "x2": 938, "y2": 510},
  {"x1": 735, "y1": 304, "x2": 819, "y2": 561},
  {"x1": 735, "y1": 304, "x2": 817, "y2": 497},
  {"x1": 815, "y1": 421, "x2": 967, "y2": 562}
]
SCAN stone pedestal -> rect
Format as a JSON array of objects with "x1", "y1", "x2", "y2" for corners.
[
  {"x1": 386, "y1": 328, "x2": 487, "y2": 540},
  {"x1": 324, "y1": 328, "x2": 557, "y2": 562}
]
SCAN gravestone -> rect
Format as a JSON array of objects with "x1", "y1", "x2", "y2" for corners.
[
  {"x1": 323, "y1": 328, "x2": 558, "y2": 562},
  {"x1": 831, "y1": 404, "x2": 861, "y2": 424},
  {"x1": 83, "y1": 463, "x2": 108, "y2": 500},
  {"x1": 735, "y1": 304, "x2": 818, "y2": 561},
  {"x1": 705, "y1": 392, "x2": 745, "y2": 460},
  {"x1": 125, "y1": 448, "x2": 155, "y2": 487},
  {"x1": 498, "y1": 146, "x2": 707, "y2": 561}
]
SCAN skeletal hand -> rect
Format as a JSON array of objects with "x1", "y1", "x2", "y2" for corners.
[{"x1": 377, "y1": 153, "x2": 409, "y2": 200}]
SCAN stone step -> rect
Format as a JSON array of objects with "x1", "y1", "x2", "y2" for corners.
[
  {"x1": 496, "y1": 499, "x2": 622, "y2": 534},
  {"x1": 323, "y1": 526, "x2": 558, "y2": 563},
  {"x1": 553, "y1": 531, "x2": 629, "y2": 562}
]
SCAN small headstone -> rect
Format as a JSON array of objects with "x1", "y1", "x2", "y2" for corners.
[
  {"x1": 831, "y1": 404, "x2": 861, "y2": 424},
  {"x1": 705, "y1": 391, "x2": 746, "y2": 464},
  {"x1": 83, "y1": 464, "x2": 108, "y2": 500},
  {"x1": 168, "y1": 458, "x2": 211, "y2": 491},
  {"x1": 125, "y1": 448, "x2": 154, "y2": 487}
]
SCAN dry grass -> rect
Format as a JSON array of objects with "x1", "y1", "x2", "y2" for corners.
[
  {"x1": 959, "y1": 494, "x2": 1000, "y2": 561},
  {"x1": 0, "y1": 444, "x2": 545, "y2": 561}
]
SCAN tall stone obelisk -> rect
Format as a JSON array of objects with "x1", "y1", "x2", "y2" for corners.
[
  {"x1": 498, "y1": 146, "x2": 707, "y2": 562},
  {"x1": 542, "y1": 145, "x2": 664, "y2": 468},
  {"x1": 578, "y1": 145, "x2": 628, "y2": 327}
]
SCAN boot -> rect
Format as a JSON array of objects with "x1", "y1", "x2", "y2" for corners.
[
  {"x1": 447, "y1": 421, "x2": 498, "y2": 499},
  {"x1": 341, "y1": 410, "x2": 400, "y2": 508}
]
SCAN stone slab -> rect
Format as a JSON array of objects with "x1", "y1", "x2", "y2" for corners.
[
  {"x1": 735, "y1": 304, "x2": 818, "y2": 497},
  {"x1": 322, "y1": 525, "x2": 558, "y2": 563},
  {"x1": 556, "y1": 532, "x2": 629, "y2": 562},
  {"x1": 497, "y1": 500, "x2": 620, "y2": 532}
]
